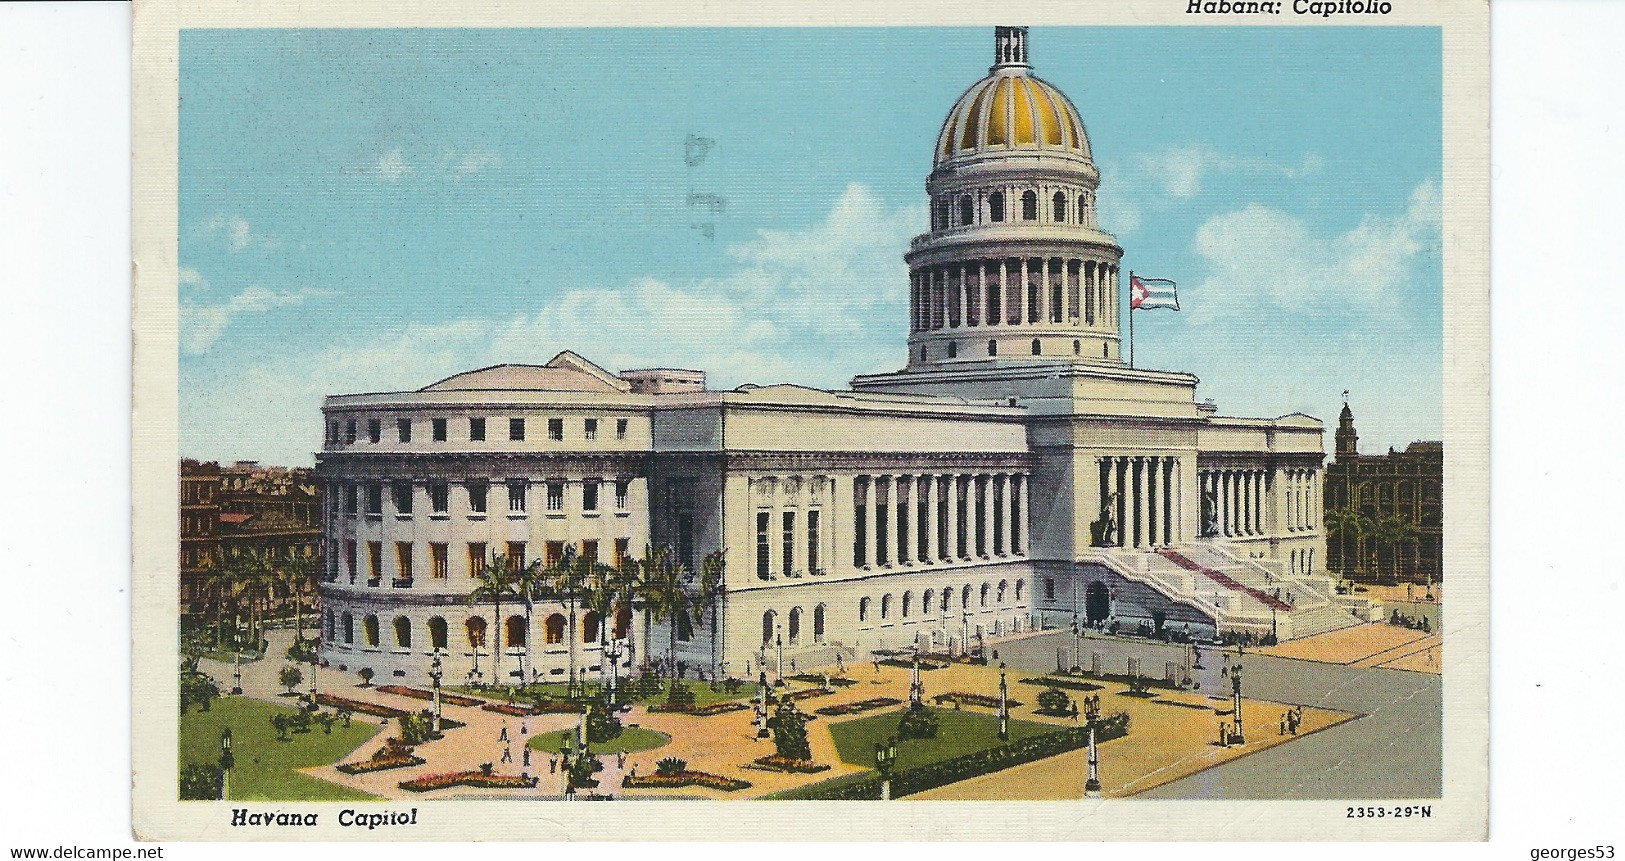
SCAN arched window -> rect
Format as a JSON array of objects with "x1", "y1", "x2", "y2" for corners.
[
  {"x1": 902, "y1": 591, "x2": 913, "y2": 618},
  {"x1": 881, "y1": 594, "x2": 892, "y2": 619},
  {"x1": 582, "y1": 610, "x2": 601, "y2": 643},
  {"x1": 988, "y1": 340, "x2": 998, "y2": 357},
  {"x1": 988, "y1": 191, "x2": 1005, "y2": 222},
  {"x1": 997, "y1": 580, "x2": 1008, "y2": 603},
  {"x1": 933, "y1": 197, "x2": 950, "y2": 230},
  {"x1": 363, "y1": 615, "x2": 379, "y2": 647},
  {"x1": 614, "y1": 603, "x2": 632, "y2": 639},
  {"x1": 1031, "y1": 339, "x2": 1042, "y2": 355},
  {"x1": 1078, "y1": 193, "x2": 1088, "y2": 224},
  {"x1": 465, "y1": 616, "x2": 486, "y2": 649},
  {"x1": 507, "y1": 615, "x2": 529, "y2": 648},
  {"x1": 962, "y1": 585, "x2": 973, "y2": 609},
  {"x1": 1021, "y1": 190, "x2": 1038, "y2": 220},
  {"x1": 542, "y1": 614, "x2": 563, "y2": 645},
  {"x1": 1014, "y1": 580, "x2": 1025, "y2": 602},
  {"x1": 959, "y1": 195, "x2": 975, "y2": 226},
  {"x1": 942, "y1": 588, "x2": 952, "y2": 612},
  {"x1": 859, "y1": 597, "x2": 870, "y2": 623},
  {"x1": 1053, "y1": 191, "x2": 1067, "y2": 222},
  {"x1": 394, "y1": 616, "x2": 412, "y2": 649},
  {"x1": 948, "y1": 342, "x2": 958, "y2": 358},
  {"x1": 923, "y1": 589, "x2": 935, "y2": 616},
  {"x1": 342, "y1": 611, "x2": 354, "y2": 644},
  {"x1": 788, "y1": 607, "x2": 802, "y2": 644},
  {"x1": 762, "y1": 610, "x2": 776, "y2": 645},
  {"x1": 1073, "y1": 339, "x2": 1081, "y2": 355},
  {"x1": 980, "y1": 583, "x2": 991, "y2": 606},
  {"x1": 813, "y1": 604, "x2": 826, "y2": 642},
  {"x1": 428, "y1": 616, "x2": 448, "y2": 651}
]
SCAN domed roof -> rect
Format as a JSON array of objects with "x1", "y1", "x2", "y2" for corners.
[{"x1": 934, "y1": 28, "x2": 1092, "y2": 166}]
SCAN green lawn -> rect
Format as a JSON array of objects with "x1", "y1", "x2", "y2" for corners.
[
  {"x1": 526, "y1": 725, "x2": 670, "y2": 755},
  {"x1": 179, "y1": 696, "x2": 380, "y2": 801},
  {"x1": 827, "y1": 708, "x2": 1058, "y2": 771}
]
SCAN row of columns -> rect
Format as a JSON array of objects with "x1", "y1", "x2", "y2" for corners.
[
  {"x1": 853, "y1": 473, "x2": 1028, "y2": 570},
  {"x1": 1201, "y1": 468, "x2": 1268, "y2": 538},
  {"x1": 1284, "y1": 469, "x2": 1318, "y2": 532},
  {"x1": 909, "y1": 258, "x2": 1118, "y2": 332},
  {"x1": 1097, "y1": 456, "x2": 1181, "y2": 548}
]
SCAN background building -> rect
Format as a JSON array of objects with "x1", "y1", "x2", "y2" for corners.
[
  {"x1": 179, "y1": 459, "x2": 322, "y2": 614},
  {"x1": 1323, "y1": 401, "x2": 1443, "y2": 584}
]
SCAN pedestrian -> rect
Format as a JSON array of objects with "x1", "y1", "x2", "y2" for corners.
[
  {"x1": 549, "y1": 755, "x2": 558, "y2": 774},
  {"x1": 523, "y1": 746, "x2": 531, "y2": 767},
  {"x1": 520, "y1": 721, "x2": 528, "y2": 736},
  {"x1": 873, "y1": 659, "x2": 881, "y2": 674},
  {"x1": 1279, "y1": 716, "x2": 1287, "y2": 736},
  {"x1": 617, "y1": 752, "x2": 626, "y2": 769},
  {"x1": 501, "y1": 744, "x2": 512, "y2": 764},
  {"x1": 1070, "y1": 702, "x2": 1080, "y2": 722},
  {"x1": 499, "y1": 724, "x2": 509, "y2": 743}
]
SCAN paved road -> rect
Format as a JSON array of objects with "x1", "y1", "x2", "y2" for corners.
[{"x1": 993, "y1": 630, "x2": 1442, "y2": 799}]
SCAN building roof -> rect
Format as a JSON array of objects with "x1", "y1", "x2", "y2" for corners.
[
  {"x1": 935, "y1": 28, "x2": 1091, "y2": 166},
  {"x1": 420, "y1": 351, "x2": 631, "y2": 394}
]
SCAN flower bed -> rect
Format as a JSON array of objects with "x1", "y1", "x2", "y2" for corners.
[
  {"x1": 787, "y1": 674, "x2": 858, "y2": 688},
  {"x1": 747, "y1": 755, "x2": 831, "y2": 774},
  {"x1": 622, "y1": 770, "x2": 751, "y2": 792},
  {"x1": 1018, "y1": 676, "x2": 1104, "y2": 692},
  {"x1": 932, "y1": 692, "x2": 1022, "y2": 710},
  {"x1": 878, "y1": 658, "x2": 946, "y2": 671},
  {"x1": 814, "y1": 697, "x2": 901, "y2": 717},
  {"x1": 398, "y1": 771, "x2": 539, "y2": 792},
  {"x1": 315, "y1": 692, "x2": 409, "y2": 719},
  {"x1": 337, "y1": 740, "x2": 425, "y2": 774},
  {"x1": 373, "y1": 685, "x2": 486, "y2": 708},
  {"x1": 647, "y1": 700, "x2": 750, "y2": 716},
  {"x1": 480, "y1": 699, "x2": 583, "y2": 716},
  {"x1": 782, "y1": 687, "x2": 835, "y2": 702}
]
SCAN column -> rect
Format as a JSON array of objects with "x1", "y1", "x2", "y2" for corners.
[
  {"x1": 1039, "y1": 258, "x2": 1050, "y2": 324},
  {"x1": 974, "y1": 262, "x2": 986, "y2": 326},
  {"x1": 985, "y1": 261, "x2": 999, "y2": 326},
  {"x1": 1129, "y1": 457, "x2": 1143, "y2": 548},
  {"x1": 1164, "y1": 458, "x2": 1177, "y2": 545},
  {"x1": 862, "y1": 475, "x2": 877, "y2": 568},
  {"x1": 1243, "y1": 470, "x2": 1254, "y2": 535},
  {"x1": 946, "y1": 474, "x2": 961, "y2": 559},
  {"x1": 980, "y1": 475, "x2": 995, "y2": 558},
  {"x1": 1068, "y1": 260, "x2": 1081, "y2": 321},
  {"x1": 1145, "y1": 457, "x2": 1159, "y2": 548},
  {"x1": 1255, "y1": 470, "x2": 1265, "y2": 536},
  {"x1": 1014, "y1": 474, "x2": 1027, "y2": 555},
  {"x1": 917, "y1": 474, "x2": 933, "y2": 564}
]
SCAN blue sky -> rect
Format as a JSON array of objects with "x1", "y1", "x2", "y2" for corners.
[{"x1": 179, "y1": 27, "x2": 1442, "y2": 467}]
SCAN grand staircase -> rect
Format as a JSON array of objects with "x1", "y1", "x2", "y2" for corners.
[{"x1": 1094, "y1": 541, "x2": 1380, "y2": 641}]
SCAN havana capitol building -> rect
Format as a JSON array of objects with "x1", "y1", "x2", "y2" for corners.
[{"x1": 315, "y1": 28, "x2": 1385, "y2": 685}]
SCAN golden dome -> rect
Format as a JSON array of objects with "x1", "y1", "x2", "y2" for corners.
[{"x1": 935, "y1": 30, "x2": 1092, "y2": 166}]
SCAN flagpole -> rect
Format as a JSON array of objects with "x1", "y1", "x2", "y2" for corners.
[{"x1": 1127, "y1": 270, "x2": 1135, "y2": 368}]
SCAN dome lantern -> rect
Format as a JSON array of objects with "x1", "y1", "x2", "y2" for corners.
[{"x1": 992, "y1": 25, "x2": 1030, "y2": 71}]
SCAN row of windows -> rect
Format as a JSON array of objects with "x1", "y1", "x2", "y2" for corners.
[
  {"x1": 855, "y1": 579, "x2": 1025, "y2": 623},
  {"x1": 327, "y1": 416, "x2": 630, "y2": 446},
  {"x1": 334, "y1": 478, "x2": 631, "y2": 517},
  {"x1": 921, "y1": 338, "x2": 1107, "y2": 360},
  {"x1": 333, "y1": 537, "x2": 631, "y2": 585},
  {"x1": 759, "y1": 605, "x2": 827, "y2": 646},
  {"x1": 330, "y1": 606, "x2": 634, "y2": 651},
  {"x1": 930, "y1": 188, "x2": 1094, "y2": 231}
]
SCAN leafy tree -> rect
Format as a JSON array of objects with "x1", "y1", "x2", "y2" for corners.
[
  {"x1": 585, "y1": 701, "x2": 623, "y2": 744},
  {"x1": 315, "y1": 712, "x2": 337, "y2": 734},
  {"x1": 278, "y1": 664, "x2": 304, "y2": 695},
  {"x1": 566, "y1": 753, "x2": 602, "y2": 790},
  {"x1": 357, "y1": 667, "x2": 374, "y2": 687},
  {"x1": 179, "y1": 658, "x2": 220, "y2": 714},
  {"x1": 655, "y1": 757, "x2": 687, "y2": 775},
  {"x1": 896, "y1": 704, "x2": 939, "y2": 740},
  {"x1": 1036, "y1": 686, "x2": 1072, "y2": 716},
  {"x1": 767, "y1": 700, "x2": 812, "y2": 761},
  {"x1": 277, "y1": 552, "x2": 320, "y2": 646},
  {"x1": 269, "y1": 713, "x2": 289, "y2": 741},
  {"x1": 179, "y1": 763, "x2": 222, "y2": 800},
  {"x1": 336, "y1": 705, "x2": 353, "y2": 727}
]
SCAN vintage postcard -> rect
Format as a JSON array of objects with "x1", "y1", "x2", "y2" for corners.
[{"x1": 131, "y1": 0, "x2": 1488, "y2": 841}]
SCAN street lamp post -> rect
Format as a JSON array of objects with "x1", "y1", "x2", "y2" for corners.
[
  {"x1": 1070, "y1": 614, "x2": 1082, "y2": 672},
  {"x1": 908, "y1": 647, "x2": 924, "y2": 708},
  {"x1": 559, "y1": 738, "x2": 575, "y2": 801},
  {"x1": 960, "y1": 609, "x2": 970, "y2": 658},
  {"x1": 1083, "y1": 695, "x2": 1101, "y2": 797},
  {"x1": 1230, "y1": 662, "x2": 1245, "y2": 745},
  {"x1": 997, "y1": 663, "x2": 1009, "y2": 741},
  {"x1": 218, "y1": 727, "x2": 234, "y2": 800},
  {"x1": 775, "y1": 627, "x2": 785, "y2": 686},
  {"x1": 604, "y1": 637, "x2": 623, "y2": 708},
  {"x1": 873, "y1": 736, "x2": 898, "y2": 801},
  {"x1": 307, "y1": 653, "x2": 318, "y2": 706},
  {"x1": 427, "y1": 650, "x2": 444, "y2": 733},
  {"x1": 755, "y1": 672, "x2": 771, "y2": 739},
  {"x1": 231, "y1": 658, "x2": 243, "y2": 696}
]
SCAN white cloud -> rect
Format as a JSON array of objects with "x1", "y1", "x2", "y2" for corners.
[
  {"x1": 195, "y1": 214, "x2": 267, "y2": 253},
  {"x1": 1138, "y1": 146, "x2": 1326, "y2": 200},
  {"x1": 1187, "y1": 179, "x2": 1440, "y2": 318},
  {"x1": 453, "y1": 149, "x2": 501, "y2": 176},
  {"x1": 376, "y1": 148, "x2": 411, "y2": 181},
  {"x1": 180, "y1": 285, "x2": 331, "y2": 355}
]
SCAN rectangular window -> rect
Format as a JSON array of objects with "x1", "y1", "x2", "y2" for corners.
[
  {"x1": 398, "y1": 418, "x2": 411, "y2": 443},
  {"x1": 393, "y1": 481, "x2": 413, "y2": 515},
  {"x1": 615, "y1": 480, "x2": 629, "y2": 509},
  {"x1": 547, "y1": 418, "x2": 564, "y2": 441},
  {"x1": 756, "y1": 511, "x2": 771, "y2": 579},
  {"x1": 429, "y1": 482, "x2": 448, "y2": 514},
  {"x1": 546, "y1": 482, "x2": 564, "y2": 512},
  {"x1": 613, "y1": 537, "x2": 630, "y2": 567},
  {"x1": 467, "y1": 481, "x2": 487, "y2": 513},
  {"x1": 469, "y1": 417, "x2": 486, "y2": 441},
  {"x1": 367, "y1": 541, "x2": 382, "y2": 584},
  {"x1": 807, "y1": 510, "x2": 820, "y2": 574},
  {"x1": 327, "y1": 421, "x2": 338, "y2": 445},
  {"x1": 544, "y1": 541, "x2": 564, "y2": 567},
  {"x1": 584, "y1": 418, "x2": 598, "y2": 440},
  {"x1": 365, "y1": 483, "x2": 383, "y2": 516},
  {"x1": 1044, "y1": 577, "x2": 1056, "y2": 600},
  {"x1": 467, "y1": 542, "x2": 486, "y2": 578},
  {"x1": 367, "y1": 418, "x2": 381, "y2": 443},
  {"x1": 432, "y1": 418, "x2": 447, "y2": 442},
  {"x1": 395, "y1": 542, "x2": 413, "y2": 583},
  {"x1": 782, "y1": 510, "x2": 796, "y2": 576},
  {"x1": 583, "y1": 480, "x2": 599, "y2": 512},
  {"x1": 506, "y1": 541, "x2": 526, "y2": 568},
  {"x1": 343, "y1": 482, "x2": 356, "y2": 516},
  {"x1": 345, "y1": 419, "x2": 356, "y2": 444},
  {"x1": 344, "y1": 540, "x2": 357, "y2": 583},
  {"x1": 509, "y1": 418, "x2": 525, "y2": 441},
  {"x1": 616, "y1": 418, "x2": 628, "y2": 440},
  {"x1": 581, "y1": 539, "x2": 598, "y2": 564},
  {"x1": 430, "y1": 543, "x2": 448, "y2": 579},
  {"x1": 507, "y1": 480, "x2": 527, "y2": 512}
]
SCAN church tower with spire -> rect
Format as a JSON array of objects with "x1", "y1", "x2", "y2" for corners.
[{"x1": 1335, "y1": 395, "x2": 1359, "y2": 463}]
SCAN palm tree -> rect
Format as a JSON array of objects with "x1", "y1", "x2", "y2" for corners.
[
  {"x1": 1382, "y1": 515, "x2": 1420, "y2": 582},
  {"x1": 694, "y1": 550, "x2": 726, "y2": 685},
  {"x1": 510, "y1": 554, "x2": 548, "y2": 687},
  {"x1": 278, "y1": 552, "x2": 319, "y2": 646},
  {"x1": 200, "y1": 559, "x2": 238, "y2": 652},
  {"x1": 544, "y1": 548, "x2": 594, "y2": 697},
  {"x1": 1323, "y1": 509, "x2": 1363, "y2": 583},
  {"x1": 468, "y1": 551, "x2": 519, "y2": 686},
  {"x1": 579, "y1": 555, "x2": 621, "y2": 691},
  {"x1": 640, "y1": 545, "x2": 698, "y2": 688}
]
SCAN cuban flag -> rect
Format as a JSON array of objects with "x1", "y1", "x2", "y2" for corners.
[{"x1": 1129, "y1": 275, "x2": 1179, "y2": 311}]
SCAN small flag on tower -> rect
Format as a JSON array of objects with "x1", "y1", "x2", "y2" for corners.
[{"x1": 1129, "y1": 274, "x2": 1179, "y2": 310}]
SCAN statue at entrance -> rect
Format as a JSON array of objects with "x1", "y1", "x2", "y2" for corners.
[
  {"x1": 1200, "y1": 487, "x2": 1218, "y2": 537},
  {"x1": 1090, "y1": 492, "x2": 1120, "y2": 547}
]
